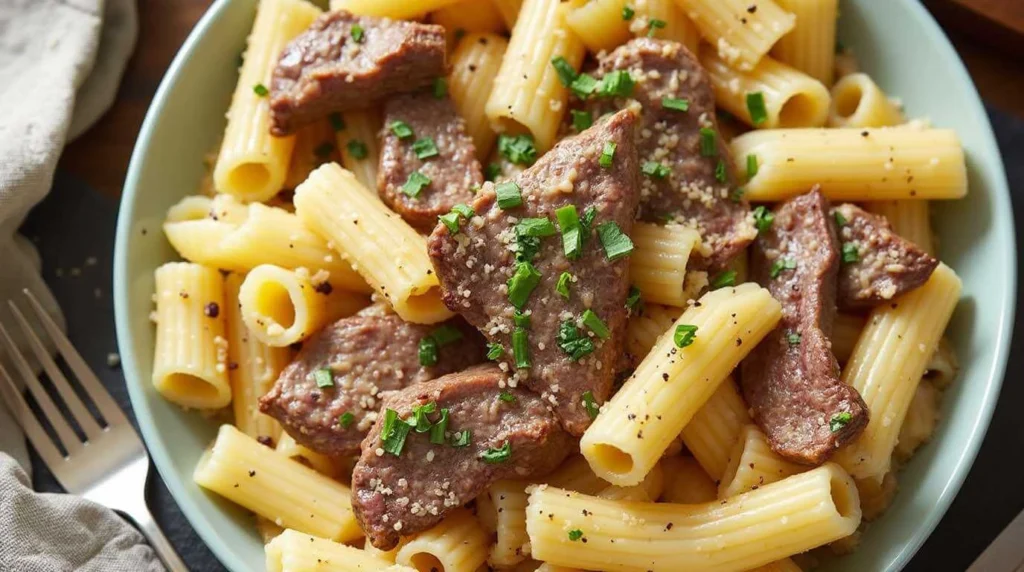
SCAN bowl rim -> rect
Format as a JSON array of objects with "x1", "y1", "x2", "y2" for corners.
[{"x1": 113, "y1": 0, "x2": 1017, "y2": 570}]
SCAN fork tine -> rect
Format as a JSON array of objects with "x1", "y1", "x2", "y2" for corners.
[
  {"x1": 20, "y1": 290, "x2": 127, "y2": 427},
  {"x1": 7, "y1": 301, "x2": 103, "y2": 439},
  {"x1": 0, "y1": 320, "x2": 82, "y2": 455},
  {"x1": 0, "y1": 359, "x2": 67, "y2": 465}
]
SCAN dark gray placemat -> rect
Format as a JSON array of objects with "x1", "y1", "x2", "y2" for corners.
[{"x1": 16, "y1": 105, "x2": 1023, "y2": 571}]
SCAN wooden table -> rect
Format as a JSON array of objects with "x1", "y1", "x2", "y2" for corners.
[{"x1": 59, "y1": 0, "x2": 1024, "y2": 198}]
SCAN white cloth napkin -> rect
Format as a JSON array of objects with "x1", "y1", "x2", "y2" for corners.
[{"x1": 0, "y1": 0, "x2": 163, "y2": 570}]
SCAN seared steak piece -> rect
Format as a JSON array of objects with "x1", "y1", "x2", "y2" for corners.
[
  {"x1": 741, "y1": 189, "x2": 868, "y2": 465},
  {"x1": 833, "y1": 203, "x2": 939, "y2": 310},
  {"x1": 259, "y1": 305, "x2": 485, "y2": 457},
  {"x1": 378, "y1": 91, "x2": 483, "y2": 231},
  {"x1": 582, "y1": 38, "x2": 755, "y2": 271},
  {"x1": 428, "y1": 109, "x2": 641, "y2": 435},
  {"x1": 269, "y1": 11, "x2": 446, "y2": 135},
  {"x1": 351, "y1": 365, "x2": 573, "y2": 549}
]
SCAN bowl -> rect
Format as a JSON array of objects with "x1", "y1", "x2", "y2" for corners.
[{"x1": 113, "y1": 0, "x2": 1016, "y2": 570}]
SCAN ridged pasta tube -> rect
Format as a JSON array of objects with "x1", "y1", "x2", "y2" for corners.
[
  {"x1": 450, "y1": 33, "x2": 509, "y2": 160},
  {"x1": 487, "y1": 480, "x2": 531, "y2": 567},
  {"x1": 827, "y1": 73, "x2": 904, "y2": 128},
  {"x1": 676, "y1": 0, "x2": 795, "y2": 71},
  {"x1": 336, "y1": 108, "x2": 383, "y2": 193},
  {"x1": 330, "y1": 0, "x2": 461, "y2": 19},
  {"x1": 395, "y1": 508, "x2": 490, "y2": 572},
  {"x1": 265, "y1": 529, "x2": 415, "y2": 572},
  {"x1": 658, "y1": 456, "x2": 717, "y2": 503},
  {"x1": 630, "y1": 223, "x2": 701, "y2": 307},
  {"x1": 626, "y1": 303, "x2": 683, "y2": 362},
  {"x1": 679, "y1": 378, "x2": 751, "y2": 481},
  {"x1": 582, "y1": 283, "x2": 782, "y2": 486},
  {"x1": 718, "y1": 425, "x2": 806, "y2": 498},
  {"x1": 863, "y1": 199, "x2": 934, "y2": 255},
  {"x1": 771, "y1": 0, "x2": 839, "y2": 85}
]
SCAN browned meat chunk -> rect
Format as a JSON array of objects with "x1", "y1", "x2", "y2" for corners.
[
  {"x1": 351, "y1": 365, "x2": 573, "y2": 549},
  {"x1": 428, "y1": 109, "x2": 641, "y2": 436},
  {"x1": 259, "y1": 305, "x2": 485, "y2": 457},
  {"x1": 269, "y1": 11, "x2": 446, "y2": 135},
  {"x1": 378, "y1": 91, "x2": 483, "y2": 231},
  {"x1": 833, "y1": 203, "x2": 939, "y2": 310},
  {"x1": 582, "y1": 38, "x2": 755, "y2": 271},
  {"x1": 741, "y1": 188, "x2": 868, "y2": 465}
]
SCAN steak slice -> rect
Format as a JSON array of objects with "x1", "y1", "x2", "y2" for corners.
[
  {"x1": 269, "y1": 11, "x2": 446, "y2": 135},
  {"x1": 582, "y1": 38, "x2": 755, "y2": 271},
  {"x1": 834, "y1": 203, "x2": 939, "y2": 310},
  {"x1": 258, "y1": 305, "x2": 485, "y2": 457},
  {"x1": 741, "y1": 188, "x2": 868, "y2": 465},
  {"x1": 378, "y1": 91, "x2": 483, "y2": 231},
  {"x1": 427, "y1": 109, "x2": 641, "y2": 436},
  {"x1": 351, "y1": 365, "x2": 573, "y2": 549}
]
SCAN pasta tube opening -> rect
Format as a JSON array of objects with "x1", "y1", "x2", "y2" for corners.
[
  {"x1": 779, "y1": 92, "x2": 823, "y2": 128},
  {"x1": 249, "y1": 279, "x2": 298, "y2": 332},
  {"x1": 225, "y1": 163, "x2": 273, "y2": 197},
  {"x1": 827, "y1": 73, "x2": 904, "y2": 128},
  {"x1": 589, "y1": 444, "x2": 635, "y2": 479},
  {"x1": 407, "y1": 554, "x2": 444, "y2": 572},
  {"x1": 160, "y1": 373, "x2": 225, "y2": 406}
]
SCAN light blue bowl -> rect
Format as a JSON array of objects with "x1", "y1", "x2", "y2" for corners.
[{"x1": 114, "y1": 1, "x2": 1015, "y2": 570}]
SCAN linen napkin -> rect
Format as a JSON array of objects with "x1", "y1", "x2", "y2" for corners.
[{"x1": 0, "y1": 0, "x2": 163, "y2": 570}]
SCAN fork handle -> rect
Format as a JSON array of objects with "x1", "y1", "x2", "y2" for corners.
[{"x1": 131, "y1": 506, "x2": 189, "y2": 572}]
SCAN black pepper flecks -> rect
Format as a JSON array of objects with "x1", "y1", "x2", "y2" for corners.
[{"x1": 204, "y1": 302, "x2": 220, "y2": 318}]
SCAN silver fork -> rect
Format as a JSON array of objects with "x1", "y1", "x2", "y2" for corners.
[{"x1": 0, "y1": 289, "x2": 187, "y2": 572}]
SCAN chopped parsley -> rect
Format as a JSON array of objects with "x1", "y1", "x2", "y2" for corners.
[
  {"x1": 432, "y1": 324, "x2": 464, "y2": 346},
  {"x1": 438, "y1": 212, "x2": 461, "y2": 233},
  {"x1": 770, "y1": 258, "x2": 797, "y2": 278},
  {"x1": 498, "y1": 134, "x2": 538, "y2": 166},
  {"x1": 642, "y1": 161, "x2": 671, "y2": 179},
  {"x1": 429, "y1": 408, "x2": 449, "y2": 444},
  {"x1": 622, "y1": 5, "x2": 635, "y2": 20},
  {"x1": 513, "y1": 309, "x2": 531, "y2": 328},
  {"x1": 752, "y1": 205, "x2": 774, "y2": 233},
  {"x1": 433, "y1": 77, "x2": 448, "y2": 99},
  {"x1": 647, "y1": 18, "x2": 667, "y2": 37},
  {"x1": 507, "y1": 262, "x2": 542, "y2": 309},
  {"x1": 834, "y1": 211, "x2": 848, "y2": 226},
  {"x1": 556, "y1": 320, "x2": 595, "y2": 361},
  {"x1": 253, "y1": 83, "x2": 269, "y2": 97},
  {"x1": 346, "y1": 139, "x2": 368, "y2": 160},
  {"x1": 746, "y1": 154, "x2": 759, "y2": 179},
  {"x1": 452, "y1": 203, "x2": 474, "y2": 219},
  {"x1": 715, "y1": 159, "x2": 727, "y2": 183},
  {"x1": 842, "y1": 242, "x2": 860, "y2": 263},
  {"x1": 517, "y1": 217, "x2": 557, "y2": 237},
  {"x1": 699, "y1": 127, "x2": 717, "y2": 156},
  {"x1": 555, "y1": 205, "x2": 584, "y2": 260},
  {"x1": 662, "y1": 97, "x2": 689, "y2": 112},
  {"x1": 599, "y1": 141, "x2": 617, "y2": 168},
  {"x1": 412, "y1": 138, "x2": 439, "y2": 160},
  {"x1": 402, "y1": 171, "x2": 431, "y2": 197},
  {"x1": 338, "y1": 412, "x2": 355, "y2": 429},
  {"x1": 582, "y1": 206, "x2": 597, "y2": 230},
  {"x1": 390, "y1": 120, "x2": 414, "y2": 139},
  {"x1": 411, "y1": 402, "x2": 437, "y2": 433},
  {"x1": 482, "y1": 440, "x2": 512, "y2": 463},
  {"x1": 329, "y1": 113, "x2": 345, "y2": 132},
  {"x1": 582, "y1": 391, "x2": 600, "y2": 419},
  {"x1": 450, "y1": 429, "x2": 471, "y2": 447},
  {"x1": 418, "y1": 336, "x2": 439, "y2": 366},
  {"x1": 829, "y1": 411, "x2": 852, "y2": 433},
  {"x1": 597, "y1": 70, "x2": 635, "y2": 98},
  {"x1": 625, "y1": 285, "x2": 643, "y2": 312},
  {"x1": 571, "y1": 109, "x2": 593, "y2": 131},
  {"x1": 787, "y1": 332, "x2": 802, "y2": 346},
  {"x1": 551, "y1": 56, "x2": 578, "y2": 87},
  {"x1": 313, "y1": 368, "x2": 334, "y2": 388},
  {"x1": 486, "y1": 342, "x2": 505, "y2": 361},
  {"x1": 351, "y1": 24, "x2": 364, "y2": 42},
  {"x1": 570, "y1": 73, "x2": 599, "y2": 98},
  {"x1": 485, "y1": 162, "x2": 502, "y2": 182},
  {"x1": 512, "y1": 327, "x2": 531, "y2": 368},
  {"x1": 499, "y1": 391, "x2": 517, "y2": 403},
  {"x1": 673, "y1": 324, "x2": 698, "y2": 348},
  {"x1": 556, "y1": 272, "x2": 572, "y2": 299},
  {"x1": 710, "y1": 270, "x2": 737, "y2": 289},
  {"x1": 746, "y1": 91, "x2": 768, "y2": 126},
  {"x1": 568, "y1": 529, "x2": 584, "y2": 541},
  {"x1": 582, "y1": 309, "x2": 611, "y2": 339},
  {"x1": 495, "y1": 181, "x2": 524, "y2": 209},
  {"x1": 380, "y1": 409, "x2": 413, "y2": 456},
  {"x1": 597, "y1": 222, "x2": 634, "y2": 261}
]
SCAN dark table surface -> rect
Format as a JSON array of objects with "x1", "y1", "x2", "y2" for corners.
[{"x1": 17, "y1": 105, "x2": 1024, "y2": 571}]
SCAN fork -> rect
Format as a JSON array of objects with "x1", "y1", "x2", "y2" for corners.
[{"x1": 0, "y1": 289, "x2": 187, "y2": 572}]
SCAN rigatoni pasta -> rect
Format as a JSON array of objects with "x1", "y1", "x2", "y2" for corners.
[
  {"x1": 771, "y1": 0, "x2": 839, "y2": 85},
  {"x1": 336, "y1": 108, "x2": 383, "y2": 193},
  {"x1": 265, "y1": 529, "x2": 415, "y2": 572},
  {"x1": 626, "y1": 303, "x2": 683, "y2": 361},
  {"x1": 718, "y1": 425, "x2": 806, "y2": 498},
  {"x1": 329, "y1": 0, "x2": 461, "y2": 19},
  {"x1": 629, "y1": 223, "x2": 701, "y2": 307},
  {"x1": 485, "y1": 0, "x2": 584, "y2": 151},
  {"x1": 293, "y1": 163, "x2": 453, "y2": 324},
  {"x1": 152, "y1": 262, "x2": 231, "y2": 409},
  {"x1": 431, "y1": 0, "x2": 506, "y2": 49},
  {"x1": 828, "y1": 73, "x2": 905, "y2": 128},
  {"x1": 526, "y1": 464, "x2": 861, "y2": 571},
  {"x1": 863, "y1": 199, "x2": 935, "y2": 254},
  {"x1": 486, "y1": 480, "x2": 531, "y2": 568},
  {"x1": 238, "y1": 264, "x2": 367, "y2": 347},
  {"x1": 679, "y1": 377, "x2": 751, "y2": 482},
  {"x1": 731, "y1": 127, "x2": 969, "y2": 201},
  {"x1": 564, "y1": 0, "x2": 632, "y2": 54},
  {"x1": 395, "y1": 508, "x2": 490, "y2": 572},
  {"x1": 676, "y1": 0, "x2": 795, "y2": 70},
  {"x1": 582, "y1": 284, "x2": 781, "y2": 486},
  {"x1": 834, "y1": 264, "x2": 962, "y2": 482},
  {"x1": 283, "y1": 120, "x2": 336, "y2": 190},
  {"x1": 631, "y1": 0, "x2": 699, "y2": 54},
  {"x1": 194, "y1": 425, "x2": 363, "y2": 542},
  {"x1": 449, "y1": 33, "x2": 510, "y2": 160},
  {"x1": 213, "y1": 0, "x2": 320, "y2": 202},
  {"x1": 658, "y1": 456, "x2": 718, "y2": 504},
  {"x1": 701, "y1": 49, "x2": 831, "y2": 129}
]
